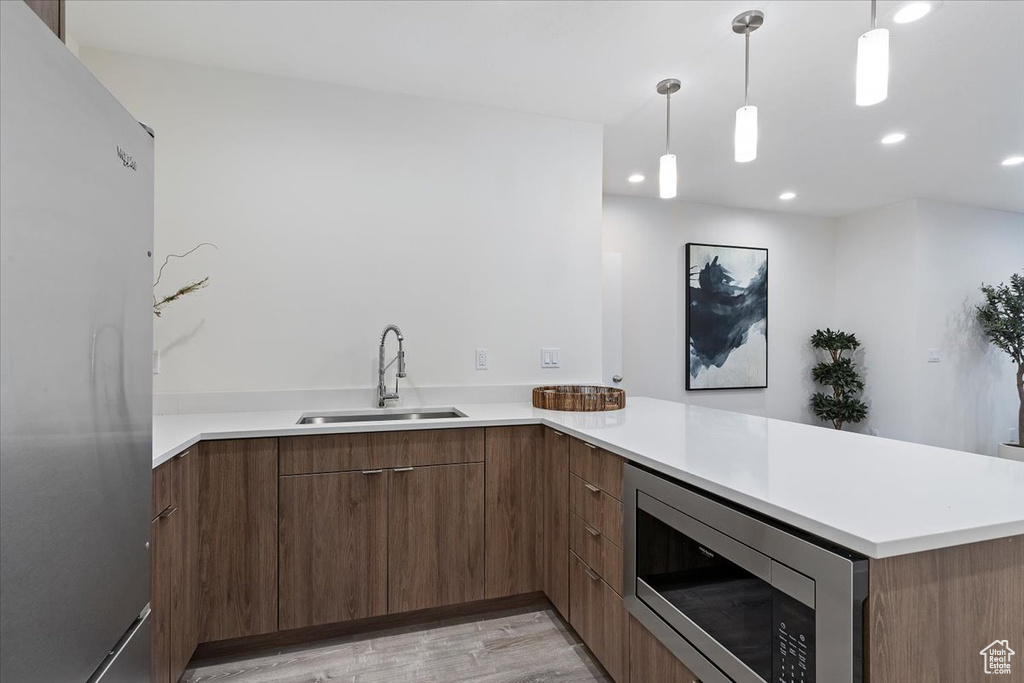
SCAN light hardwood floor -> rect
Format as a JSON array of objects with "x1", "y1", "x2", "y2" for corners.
[{"x1": 183, "y1": 606, "x2": 611, "y2": 683}]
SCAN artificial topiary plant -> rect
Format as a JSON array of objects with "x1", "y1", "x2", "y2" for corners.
[
  {"x1": 976, "y1": 272, "x2": 1024, "y2": 447},
  {"x1": 810, "y1": 328, "x2": 868, "y2": 430}
]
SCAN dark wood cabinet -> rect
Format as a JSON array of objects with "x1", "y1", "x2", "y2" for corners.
[
  {"x1": 23, "y1": 0, "x2": 64, "y2": 41},
  {"x1": 150, "y1": 514, "x2": 172, "y2": 683},
  {"x1": 388, "y1": 463, "x2": 485, "y2": 613},
  {"x1": 570, "y1": 551, "x2": 630, "y2": 683},
  {"x1": 150, "y1": 447, "x2": 197, "y2": 683},
  {"x1": 543, "y1": 427, "x2": 570, "y2": 619},
  {"x1": 198, "y1": 439, "x2": 279, "y2": 642},
  {"x1": 279, "y1": 470, "x2": 388, "y2": 629},
  {"x1": 484, "y1": 426, "x2": 545, "y2": 599},
  {"x1": 629, "y1": 616, "x2": 699, "y2": 683}
]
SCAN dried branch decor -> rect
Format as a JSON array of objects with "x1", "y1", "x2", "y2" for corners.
[{"x1": 153, "y1": 242, "x2": 217, "y2": 317}]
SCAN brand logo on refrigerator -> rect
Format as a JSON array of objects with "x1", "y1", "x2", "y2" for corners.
[{"x1": 116, "y1": 146, "x2": 137, "y2": 170}]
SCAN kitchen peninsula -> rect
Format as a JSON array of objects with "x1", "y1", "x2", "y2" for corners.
[{"x1": 151, "y1": 397, "x2": 1024, "y2": 683}]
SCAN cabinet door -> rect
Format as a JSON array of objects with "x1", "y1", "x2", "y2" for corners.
[
  {"x1": 198, "y1": 439, "x2": 278, "y2": 642},
  {"x1": 629, "y1": 616, "x2": 700, "y2": 683},
  {"x1": 485, "y1": 426, "x2": 544, "y2": 598},
  {"x1": 150, "y1": 516, "x2": 170, "y2": 683},
  {"x1": 279, "y1": 471, "x2": 388, "y2": 629},
  {"x1": 389, "y1": 463, "x2": 484, "y2": 613},
  {"x1": 169, "y1": 449, "x2": 198, "y2": 680},
  {"x1": 543, "y1": 427, "x2": 570, "y2": 619}
]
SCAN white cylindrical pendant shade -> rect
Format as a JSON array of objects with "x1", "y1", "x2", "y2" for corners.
[
  {"x1": 734, "y1": 105, "x2": 758, "y2": 163},
  {"x1": 659, "y1": 154, "x2": 677, "y2": 199},
  {"x1": 856, "y1": 28, "x2": 889, "y2": 106}
]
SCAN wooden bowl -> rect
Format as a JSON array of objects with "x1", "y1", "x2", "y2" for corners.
[{"x1": 532, "y1": 385, "x2": 626, "y2": 412}]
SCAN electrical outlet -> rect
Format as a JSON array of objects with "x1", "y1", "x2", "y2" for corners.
[
  {"x1": 152, "y1": 349, "x2": 161, "y2": 375},
  {"x1": 475, "y1": 349, "x2": 488, "y2": 370},
  {"x1": 927, "y1": 349, "x2": 941, "y2": 363},
  {"x1": 542, "y1": 348, "x2": 560, "y2": 369}
]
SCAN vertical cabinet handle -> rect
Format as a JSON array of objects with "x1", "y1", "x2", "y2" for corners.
[{"x1": 393, "y1": 467, "x2": 414, "y2": 472}]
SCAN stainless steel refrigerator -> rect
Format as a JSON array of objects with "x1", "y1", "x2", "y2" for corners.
[{"x1": 1, "y1": 2, "x2": 154, "y2": 681}]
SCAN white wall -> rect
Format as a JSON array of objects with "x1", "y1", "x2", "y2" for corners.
[
  {"x1": 602, "y1": 195, "x2": 838, "y2": 424},
  {"x1": 80, "y1": 49, "x2": 604, "y2": 401},
  {"x1": 834, "y1": 201, "x2": 919, "y2": 442},
  {"x1": 836, "y1": 199, "x2": 1024, "y2": 455}
]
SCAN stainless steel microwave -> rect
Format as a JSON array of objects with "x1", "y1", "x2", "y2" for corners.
[{"x1": 623, "y1": 464, "x2": 868, "y2": 683}]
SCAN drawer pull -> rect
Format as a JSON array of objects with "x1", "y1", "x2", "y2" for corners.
[
  {"x1": 174, "y1": 449, "x2": 190, "y2": 460},
  {"x1": 393, "y1": 467, "x2": 414, "y2": 472},
  {"x1": 157, "y1": 505, "x2": 178, "y2": 519},
  {"x1": 584, "y1": 443, "x2": 597, "y2": 450},
  {"x1": 584, "y1": 567, "x2": 600, "y2": 581},
  {"x1": 361, "y1": 469, "x2": 383, "y2": 475},
  {"x1": 584, "y1": 482, "x2": 600, "y2": 493},
  {"x1": 552, "y1": 430, "x2": 564, "y2": 437},
  {"x1": 585, "y1": 525, "x2": 600, "y2": 537}
]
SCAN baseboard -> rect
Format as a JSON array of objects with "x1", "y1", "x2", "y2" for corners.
[{"x1": 190, "y1": 591, "x2": 550, "y2": 663}]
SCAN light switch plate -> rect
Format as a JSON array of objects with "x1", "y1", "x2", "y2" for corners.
[
  {"x1": 542, "y1": 347, "x2": 560, "y2": 368},
  {"x1": 475, "y1": 349, "x2": 488, "y2": 370}
]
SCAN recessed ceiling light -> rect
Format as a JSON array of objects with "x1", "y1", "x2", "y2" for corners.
[
  {"x1": 893, "y1": 2, "x2": 932, "y2": 24},
  {"x1": 1001, "y1": 155, "x2": 1024, "y2": 166},
  {"x1": 881, "y1": 132, "x2": 906, "y2": 144},
  {"x1": 779, "y1": 191, "x2": 796, "y2": 200},
  {"x1": 627, "y1": 173, "x2": 646, "y2": 183}
]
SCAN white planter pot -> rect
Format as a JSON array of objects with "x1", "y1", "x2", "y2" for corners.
[{"x1": 996, "y1": 442, "x2": 1024, "y2": 462}]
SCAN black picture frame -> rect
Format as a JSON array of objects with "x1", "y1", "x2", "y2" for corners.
[{"x1": 685, "y1": 242, "x2": 769, "y2": 391}]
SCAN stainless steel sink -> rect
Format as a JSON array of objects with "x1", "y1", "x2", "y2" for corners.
[{"x1": 297, "y1": 408, "x2": 467, "y2": 425}]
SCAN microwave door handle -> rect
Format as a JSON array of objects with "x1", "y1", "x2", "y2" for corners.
[{"x1": 637, "y1": 491, "x2": 772, "y2": 584}]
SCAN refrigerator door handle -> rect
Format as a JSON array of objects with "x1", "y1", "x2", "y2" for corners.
[{"x1": 85, "y1": 606, "x2": 150, "y2": 683}]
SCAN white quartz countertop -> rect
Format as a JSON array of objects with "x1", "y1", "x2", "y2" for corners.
[{"x1": 153, "y1": 397, "x2": 1024, "y2": 559}]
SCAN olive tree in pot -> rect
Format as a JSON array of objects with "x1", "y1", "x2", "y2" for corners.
[
  {"x1": 977, "y1": 273, "x2": 1024, "y2": 461},
  {"x1": 810, "y1": 329, "x2": 868, "y2": 430}
]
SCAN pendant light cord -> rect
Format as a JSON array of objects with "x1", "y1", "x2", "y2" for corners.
[
  {"x1": 871, "y1": 0, "x2": 876, "y2": 30},
  {"x1": 665, "y1": 92, "x2": 671, "y2": 155},
  {"x1": 744, "y1": 30, "x2": 750, "y2": 107}
]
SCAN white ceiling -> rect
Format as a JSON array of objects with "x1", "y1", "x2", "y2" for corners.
[{"x1": 67, "y1": 0, "x2": 1024, "y2": 217}]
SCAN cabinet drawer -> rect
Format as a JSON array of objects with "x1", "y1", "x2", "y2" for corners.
[
  {"x1": 569, "y1": 551, "x2": 629, "y2": 683},
  {"x1": 569, "y1": 439, "x2": 624, "y2": 501},
  {"x1": 370, "y1": 428, "x2": 485, "y2": 469},
  {"x1": 569, "y1": 513, "x2": 623, "y2": 595},
  {"x1": 279, "y1": 433, "x2": 372, "y2": 475},
  {"x1": 570, "y1": 474, "x2": 623, "y2": 548}
]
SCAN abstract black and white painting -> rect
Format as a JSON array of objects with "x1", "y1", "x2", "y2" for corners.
[{"x1": 686, "y1": 243, "x2": 768, "y2": 390}]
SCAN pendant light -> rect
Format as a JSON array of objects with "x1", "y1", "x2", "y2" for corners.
[
  {"x1": 656, "y1": 78, "x2": 680, "y2": 199},
  {"x1": 856, "y1": 0, "x2": 889, "y2": 106},
  {"x1": 732, "y1": 10, "x2": 764, "y2": 163}
]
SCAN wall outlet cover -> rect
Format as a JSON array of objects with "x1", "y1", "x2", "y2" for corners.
[
  {"x1": 152, "y1": 349, "x2": 161, "y2": 375},
  {"x1": 475, "y1": 348, "x2": 488, "y2": 370},
  {"x1": 927, "y1": 349, "x2": 941, "y2": 363}
]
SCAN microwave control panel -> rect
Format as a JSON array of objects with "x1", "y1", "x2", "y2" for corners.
[{"x1": 773, "y1": 596, "x2": 816, "y2": 683}]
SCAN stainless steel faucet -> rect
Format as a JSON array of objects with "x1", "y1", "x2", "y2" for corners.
[{"x1": 377, "y1": 324, "x2": 406, "y2": 408}]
